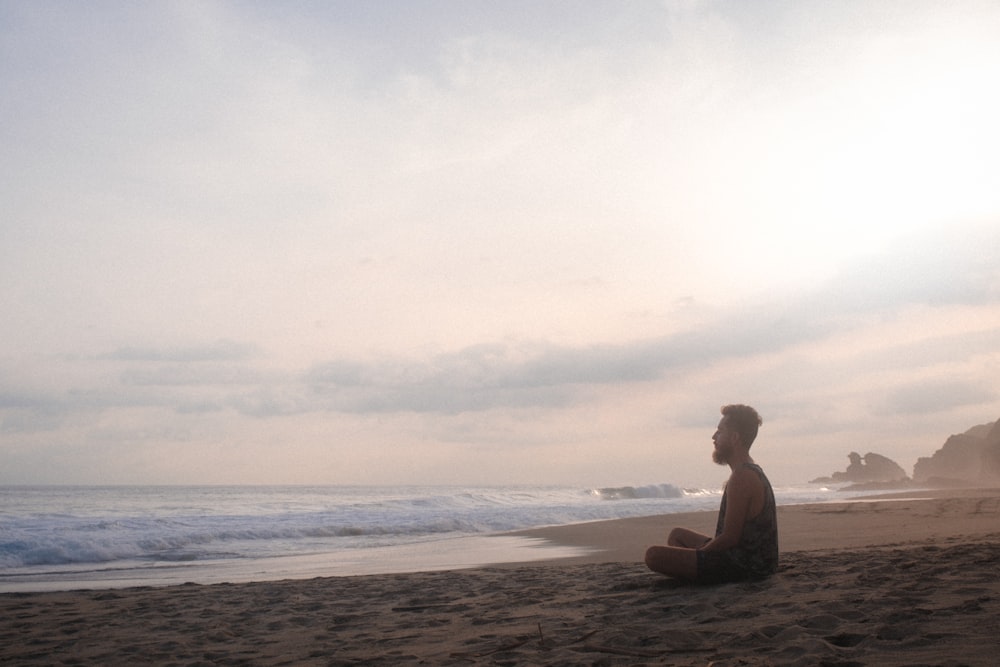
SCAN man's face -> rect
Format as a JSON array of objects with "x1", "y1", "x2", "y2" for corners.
[{"x1": 712, "y1": 417, "x2": 737, "y2": 465}]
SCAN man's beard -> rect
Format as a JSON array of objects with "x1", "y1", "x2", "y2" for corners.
[{"x1": 712, "y1": 447, "x2": 729, "y2": 465}]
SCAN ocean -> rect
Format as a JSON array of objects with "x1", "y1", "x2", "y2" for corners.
[{"x1": 0, "y1": 483, "x2": 864, "y2": 592}]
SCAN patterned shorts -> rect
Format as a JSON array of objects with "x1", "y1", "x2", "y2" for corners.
[{"x1": 695, "y1": 549, "x2": 756, "y2": 584}]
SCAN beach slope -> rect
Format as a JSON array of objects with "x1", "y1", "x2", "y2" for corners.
[{"x1": 2, "y1": 490, "x2": 998, "y2": 666}]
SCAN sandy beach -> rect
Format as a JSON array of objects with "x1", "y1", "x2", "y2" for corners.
[{"x1": 2, "y1": 489, "x2": 998, "y2": 666}]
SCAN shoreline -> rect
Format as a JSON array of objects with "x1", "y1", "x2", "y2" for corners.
[
  {"x1": 2, "y1": 487, "x2": 998, "y2": 665},
  {"x1": 506, "y1": 485, "x2": 1000, "y2": 565},
  {"x1": 3, "y1": 486, "x2": 997, "y2": 594}
]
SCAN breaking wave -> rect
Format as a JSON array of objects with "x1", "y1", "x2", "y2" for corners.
[{"x1": 590, "y1": 484, "x2": 686, "y2": 500}]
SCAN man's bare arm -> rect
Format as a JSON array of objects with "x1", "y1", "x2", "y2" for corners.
[{"x1": 699, "y1": 468, "x2": 761, "y2": 551}]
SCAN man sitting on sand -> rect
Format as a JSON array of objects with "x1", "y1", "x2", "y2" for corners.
[{"x1": 645, "y1": 404, "x2": 778, "y2": 583}]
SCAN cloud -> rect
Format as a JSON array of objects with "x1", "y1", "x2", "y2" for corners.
[
  {"x1": 306, "y1": 345, "x2": 580, "y2": 415},
  {"x1": 300, "y1": 223, "x2": 1000, "y2": 415},
  {"x1": 851, "y1": 327, "x2": 1000, "y2": 374},
  {"x1": 101, "y1": 340, "x2": 258, "y2": 363},
  {"x1": 0, "y1": 340, "x2": 265, "y2": 434},
  {"x1": 820, "y1": 225, "x2": 1000, "y2": 314},
  {"x1": 880, "y1": 379, "x2": 997, "y2": 416},
  {"x1": 227, "y1": 387, "x2": 311, "y2": 418},
  {"x1": 3, "y1": 2, "x2": 1000, "y2": 485},
  {"x1": 301, "y1": 319, "x2": 809, "y2": 415},
  {"x1": 120, "y1": 364, "x2": 266, "y2": 387},
  {"x1": 3, "y1": 221, "x2": 996, "y2": 437}
]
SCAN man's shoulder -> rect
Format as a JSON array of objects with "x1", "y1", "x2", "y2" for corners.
[{"x1": 727, "y1": 465, "x2": 766, "y2": 489}]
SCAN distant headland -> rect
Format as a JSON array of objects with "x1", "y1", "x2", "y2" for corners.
[{"x1": 811, "y1": 417, "x2": 1000, "y2": 491}]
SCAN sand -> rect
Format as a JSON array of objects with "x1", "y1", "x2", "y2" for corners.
[{"x1": 2, "y1": 489, "x2": 998, "y2": 666}]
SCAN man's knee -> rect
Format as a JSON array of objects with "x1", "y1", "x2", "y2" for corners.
[
  {"x1": 645, "y1": 544, "x2": 698, "y2": 579},
  {"x1": 668, "y1": 527, "x2": 701, "y2": 547},
  {"x1": 668, "y1": 527, "x2": 710, "y2": 549},
  {"x1": 645, "y1": 545, "x2": 667, "y2": 572}
]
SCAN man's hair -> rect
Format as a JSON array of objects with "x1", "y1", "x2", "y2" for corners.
[{"x1": 721, "y1": 404, "x2": 763, "y2": 448}]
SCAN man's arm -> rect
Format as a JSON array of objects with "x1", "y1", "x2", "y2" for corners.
[{"x1": 699, "y1": 468, "x2": 763, "y2": 551}]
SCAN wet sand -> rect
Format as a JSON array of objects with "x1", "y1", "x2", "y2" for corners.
[{"x1": 2, "y1": 489, "x2": 998, "y2": 666}]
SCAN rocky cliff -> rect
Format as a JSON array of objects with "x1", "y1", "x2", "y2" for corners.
[
  {"x1": 912, "y1": 419, "x2": 1000, "y2": 484},
  {"x1": 811, "y1": 451, "x2": 909, "y2": 484}
]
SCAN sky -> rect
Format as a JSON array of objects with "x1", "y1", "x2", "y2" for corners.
[{"x1": 2, "y1": 0, "x2": 999, "y2": 488}]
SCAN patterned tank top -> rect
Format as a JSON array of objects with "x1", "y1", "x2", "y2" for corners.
[{"x1": 714, "y1": 462, "x2": 779, "y2": 578}]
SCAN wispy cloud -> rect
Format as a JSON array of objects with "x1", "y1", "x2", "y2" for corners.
[
  {"x1": 3, "y1": 223, "x2": 998, "y2": 435},
  {"x1": 880, "y1": 379, "x2": 997, "y2": 416},
  {"x1": 102, "y1": 340, "x2": 258, "y2": 363},
  {"x1": 3, "y1": 1, "x2": 1000, "y2": 484},
  {"x1": 301, "y1": 224, "x2": 1000, "y2": 415}
]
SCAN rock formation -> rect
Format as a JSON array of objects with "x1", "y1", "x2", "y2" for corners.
[
  {"x1": 811, "y1": 452, "x2": 909, "y2": 484},
  {"x1": 913, "y1": 419, "x2": 1000, "y2": 484},
  {"x1": 982, "y1": 420, "x2": 1000, "y2": 478}
]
